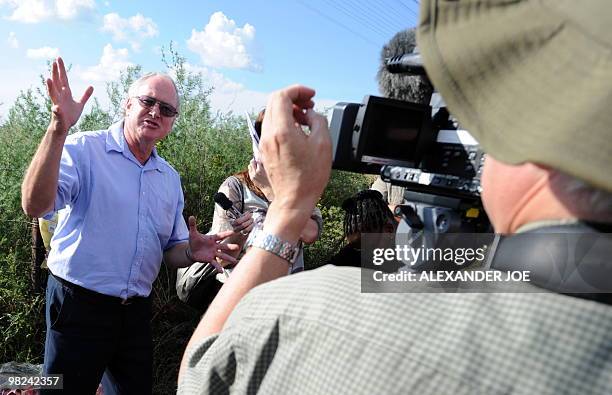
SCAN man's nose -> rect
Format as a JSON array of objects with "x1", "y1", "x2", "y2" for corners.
[{"x1": 148, "y1": 102, "x2": 161, "y2": 118}]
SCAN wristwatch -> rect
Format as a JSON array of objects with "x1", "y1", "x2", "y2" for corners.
[{"x1": 245, "y1": 227, "x2": 299, "y2": 265}]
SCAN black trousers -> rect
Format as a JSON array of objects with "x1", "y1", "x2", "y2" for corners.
[{"x1": 43, "y1": 274, "x2": 153, "y2": 395}]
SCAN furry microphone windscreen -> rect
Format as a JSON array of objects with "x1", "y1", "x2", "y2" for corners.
[{"x1": 377, "y1": 28, "x2": 433, "y2": 105}]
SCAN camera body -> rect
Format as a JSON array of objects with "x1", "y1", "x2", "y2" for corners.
[{"x1": 329, "y1": 92, "x2": 491, "y2": 235}]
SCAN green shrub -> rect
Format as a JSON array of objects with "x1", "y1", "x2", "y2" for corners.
[{"x1": 304, "y1": 205, "x2": 346, "y2": 270}]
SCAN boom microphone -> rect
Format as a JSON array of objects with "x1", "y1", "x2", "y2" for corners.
[
  {"x1": 385, "y1": 53, "x2": 427, "y2": 75},
  {"x1": 214, "y1": 192, "x2": 241, "y2": 220}
]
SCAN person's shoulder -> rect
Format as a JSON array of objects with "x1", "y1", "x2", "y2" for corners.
[
  {"x1": 220, "y1": 175, "x2": 242, "y2": 188},
  {"x1": 217, "y1": 175, "x2": 244, "y2": 196}
]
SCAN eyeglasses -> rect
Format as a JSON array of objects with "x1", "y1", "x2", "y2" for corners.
[{"x1": 134, "y1": 95, "x2": 178, "y2": 117}]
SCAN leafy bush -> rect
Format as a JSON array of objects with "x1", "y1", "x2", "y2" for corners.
[{"x1": 304, "y1": 205, "x2": 346, "y2": 270}]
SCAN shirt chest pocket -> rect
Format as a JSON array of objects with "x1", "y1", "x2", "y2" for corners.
[{"x1": 148, "y1": 191, "x2": 175, "y2": 242}]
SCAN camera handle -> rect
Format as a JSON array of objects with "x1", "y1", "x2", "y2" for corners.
[{"x1": 394, "y1": 205, "x2": 423, "y2": 230}]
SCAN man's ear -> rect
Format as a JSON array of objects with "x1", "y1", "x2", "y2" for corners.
[{"x1": 124, "y1": 97, "x2": 132, "y2": 115}]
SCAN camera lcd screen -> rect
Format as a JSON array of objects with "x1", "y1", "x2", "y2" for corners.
[{"x1": 359, "y1": 98, "x2": 425, "y2": 165}]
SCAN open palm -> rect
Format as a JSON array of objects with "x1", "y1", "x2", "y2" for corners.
[
  {"x1": 188, "y1": 216, "x2": 239, "y2": 268},
  {"x1": 46, "y1": 57, "x2": 93, "y2": 133}
]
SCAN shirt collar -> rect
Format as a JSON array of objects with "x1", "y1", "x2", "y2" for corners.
[{"x1": 105, "y1": 120, "x2": 164, "y2": 172}]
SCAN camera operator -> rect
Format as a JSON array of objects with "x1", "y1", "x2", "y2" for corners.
[{"x1": 179, "y1": 1, "x2": 612, "y2": 394}]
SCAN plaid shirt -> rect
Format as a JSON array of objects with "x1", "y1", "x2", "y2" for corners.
[{"x1": 179, "y1": 265, "x2": 612, "y2": 394}]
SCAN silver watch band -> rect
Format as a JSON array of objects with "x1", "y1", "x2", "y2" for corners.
[{"x1": 245, "y1": 228, "x2": 299, "y2": 265}]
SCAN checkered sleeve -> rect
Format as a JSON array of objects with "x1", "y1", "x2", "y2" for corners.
[{"x1": 178, "y1": 334, "x2": 238, "y2": 394}]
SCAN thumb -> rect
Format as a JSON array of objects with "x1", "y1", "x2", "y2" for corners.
[
  {"x1": 188, "y1": 216, "x2": 198, "y2": 234},
  {"x1": 79, "y1": 86, "x2": 94, "y2": 106},
  {"x1": 51, "y1": 104, "x2": 61, "y2": 116}
]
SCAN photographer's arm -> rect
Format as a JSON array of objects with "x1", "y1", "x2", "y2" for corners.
[
  {"x1": 21, "y1": 57, "x2": 93, "y2": 217},
  {"x1": 180, "y1": 85, "x2": 332, "y2": 379}
]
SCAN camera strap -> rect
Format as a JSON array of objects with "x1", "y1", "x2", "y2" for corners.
[{"x1": 489, "y1": 221, "x2": 612, "y2": 305}]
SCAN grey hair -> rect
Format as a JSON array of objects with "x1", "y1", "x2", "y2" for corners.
[
  {"x1": 126, "y1": 72, "x2": 180, "y2": 109},
  {"x1": 552, "y1": 171, "x2": 612, "y2": 221},
  {"x1": 377, "y1": 28, "x2": 433, "y2": 105}
]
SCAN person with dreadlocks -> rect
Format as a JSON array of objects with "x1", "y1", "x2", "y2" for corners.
[{"x1": 326, "y1": 190, "x2": 397, "y2": 268}]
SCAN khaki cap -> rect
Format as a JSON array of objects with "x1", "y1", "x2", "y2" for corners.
[{"x1": 418, "y1": 0, "x2": 612, "y2": 192}]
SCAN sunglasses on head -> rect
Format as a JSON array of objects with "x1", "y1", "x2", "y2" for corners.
[{"x1": 134, "y1": 95, "x2": 178, "y2": 117}]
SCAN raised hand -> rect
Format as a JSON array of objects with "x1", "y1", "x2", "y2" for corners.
[
  {"x1": 188, "y1": 216, "x2": 239, "y2": 271},
  {"x1": 261, "y1": 85, "x2": 332, "y2": 213},
  {"x1": 46, "y1": 57, "x2": 93, "y2": 134}
]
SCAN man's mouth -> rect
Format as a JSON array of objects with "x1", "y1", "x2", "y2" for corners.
[{"x1": 143, "y1": 119, "x2": 159, "y2": 128}]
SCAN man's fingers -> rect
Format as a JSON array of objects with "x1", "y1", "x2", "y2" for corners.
[
  {"x1": 305, "y1": 108, "x2": 330, "y2": 137},
  {"x1": 57, "y1": 57, "x2": 69, "y2": 89},
  {"x1": 79, "y1": 86, "x2": 94, "y2": 106},
  {"x1": 292, "y1": 106, "x2": 310, "y2": 126},
  {"x1": 214, "y1": 229, "x2": 234, "y2": 241},
  {"x1": 46, "y1": 78, "x2": 59, "y2": 103},
  {"x1": 265, "y1": 85, "x2": 316, "y2": 134},
  {"x1": 282, "y1": 85, "x2": 316, "y2": 107},
  {"x1": 210, "y1": 260, "x2": 224, "y2": 273},
  {"x1": 215, "y1": 251, "x2": 238, "y2": 265},
  {"x1": 219, "y1": 242, "x2": 240, "y2": 252},
  {"x1": 305, "y1": 108, "x2": 332, "y2": 167},
  {"x1": 51, "y1": 60, "x2": 60, "y2": 86}
]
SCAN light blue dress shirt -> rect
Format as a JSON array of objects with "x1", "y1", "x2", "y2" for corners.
[{"x1": 45, "y1": 121, "x2": 189, "y2": 298}]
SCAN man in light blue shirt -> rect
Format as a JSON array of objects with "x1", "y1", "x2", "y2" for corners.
[{"x1": 21, "y1": 57, "x2": 237, "y2": 394}]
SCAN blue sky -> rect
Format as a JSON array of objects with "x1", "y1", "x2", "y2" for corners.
[{"x1": 0, "y1": 0, "x2": 420, "y2": 120}]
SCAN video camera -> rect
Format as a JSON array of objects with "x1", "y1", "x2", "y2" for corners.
[{"x1": 329, "y1": 53, "x2": 491, "y2": 235}]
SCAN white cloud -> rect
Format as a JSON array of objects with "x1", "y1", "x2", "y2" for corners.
[
  {"x1": 182, "y1": 63, "x2": 244, "y2": 93},
  {"x1": 7, "y1": 32, "x2": 18, "y2": 48},
  {"x1": 78, "y1": 43, "x2": 133, "y2": 82},
  {"x1": 55, "y1": 0, "x2": 95, "y2": 20},
  {"x1": 1, "y1": 0, "x2": 94, "y2": 23},
  {"x1": 178, "y1": 63, "x2": 336, "y2": 116},
  {"x1": 102, "y1": 12, "x2": 158, "y2": 51},
  {"x1": 26, "y1": 46, "x2": 60, "y2": 59},
  {"x1": 187, "y1": 11, "x2": 261, "y2": 71},
  {"x1": 0, "y1": 67, "x2": 42, "y2": 121}
]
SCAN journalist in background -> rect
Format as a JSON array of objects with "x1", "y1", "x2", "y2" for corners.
[
  {"x1": 179, "y1": 1, "x2": 612, "y2": 393},
  {"x1": 21, "y1": 58, "x2": 237, "y2": 394}
]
